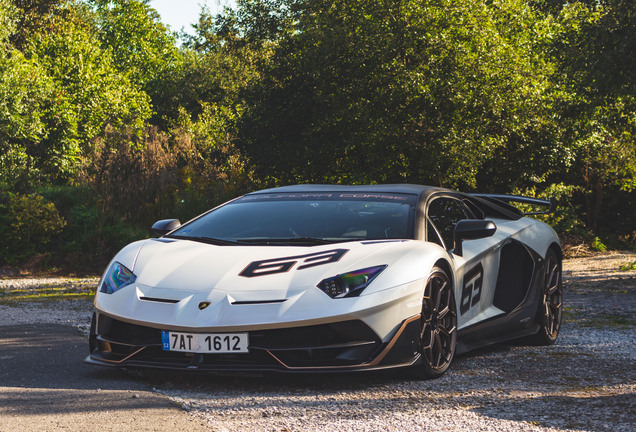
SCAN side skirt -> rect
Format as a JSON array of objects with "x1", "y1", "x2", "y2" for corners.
[
  {"x1": 456, "y1": 322, "x2": 540, "y2": 354},
  {"x1": 456, "y1": 246, "x2": 548, "y2": 354}
]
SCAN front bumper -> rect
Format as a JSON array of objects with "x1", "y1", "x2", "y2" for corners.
[{"x1": 85, "y1": 311, "x2": 422, "y2": 372}]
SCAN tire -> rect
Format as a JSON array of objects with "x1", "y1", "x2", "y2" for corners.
[
  {"x1": 409, "y1": 267, "x2": 457, "y2": 379},
  {"x1": 528, "y1": 248, "x2": 563, "y2": 345}
]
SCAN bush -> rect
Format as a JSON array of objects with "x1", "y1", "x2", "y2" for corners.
[
  {"x1": 592, "y1": 236, "x2": 607, "y2": 252},
  {"x1": 0, "y1": 192, "x2": 65, "y2": 264},
  {"x1": 37, "y1": 184, "x2": 151, "y2": 271}
]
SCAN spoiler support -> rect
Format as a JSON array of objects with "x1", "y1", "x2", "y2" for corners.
[{"x1": 471, "y1": 194, "x2": 555, "y2": 215}]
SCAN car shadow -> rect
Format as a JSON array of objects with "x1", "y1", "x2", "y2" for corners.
[
  {"x1": 131, "y1": 342, "x2": 518, "y2": 393},
  {"x1": 0, "y1": 323, "x2": 175, "y2": 416},
  {"x1": 470, "y1": 394, "x2": 634, "y2": 432}
]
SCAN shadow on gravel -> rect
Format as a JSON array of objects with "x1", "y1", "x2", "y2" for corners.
[
  {"x1": 472, "y1": 394, "x2": 636, "y2": 432},
  {"x1": 0, "y1": 323, "x2": 168, "y2": 415},
  {"x1": 136, "y1": 367, "x2": 400, "y2": 393},
  {"x1": 132, "y1": 344, "x2": 517, "y2": 394}
]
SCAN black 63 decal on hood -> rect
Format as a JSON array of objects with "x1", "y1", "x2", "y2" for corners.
[{"x1": 239, "y1": 249, "x2": 349, "y2": 278}]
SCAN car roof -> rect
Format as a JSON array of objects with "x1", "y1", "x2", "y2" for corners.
[
  {"x1": 248, "y1": 184, "x2": 452, "y2": 201},
  {"x1": 247, "y1": 184, "x2": 524, "y2": 221}
]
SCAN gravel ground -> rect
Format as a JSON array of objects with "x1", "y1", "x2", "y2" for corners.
[
  {"x1": 0, "y1": 277, "x2": 97, "y2": 333},
  {"x1": 1, "y1": 252, "x2": 634, "y2": 431}
]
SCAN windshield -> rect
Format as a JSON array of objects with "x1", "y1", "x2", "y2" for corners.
[{"x1": 169, "y1": 192, "x2": 417, "y2": 245}]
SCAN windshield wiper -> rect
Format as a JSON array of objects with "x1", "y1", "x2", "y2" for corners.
[
  {"x1": 236, "y1": 237, "x2": 336, "y2": 246},
  {"x1": 166, "y1": 235, "x2": 238, "y2": 246},
  {"x1": 235, "y1": 237, "x2": 372, "y2": 246}
]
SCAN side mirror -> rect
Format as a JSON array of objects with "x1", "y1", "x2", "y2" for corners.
[
  {"x1": 453, "y1": 220, "x2": 496, "y2": 256},
  {"x1": 151, "y1": 219, "x2": 181, "y2": 236}
]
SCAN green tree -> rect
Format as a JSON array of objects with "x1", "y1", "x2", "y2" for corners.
[
  {"x1": 90, "y1": 0, "x2": 177, "y2": 85},
  {"x1": 0, "y1": 0, "x2": 16, "y2": 45},
  {"x1": 89, "y1": 0, "x2": 184, "y2": 126},
  {"x1": 0, "y1": 0, "x2": 80, "y2": 188},
  {"x1": 0, "y1": 192, "x2": 66, "y2": 263},
  {"x1": 1, "y1": 0, "x2": 154, "y2": 188},
  {"x1": 232, "y1": 0, "x2": 559, "y2": 188},
  {"x1": 550, "y1": 0, "x2": 636, "y2": 233},
  {"x1": 0, "y1": 51, "x2": 68, "y2": 189},
  {"x1": 8, "y1": 0, "x2": 71, "y2": 49},
  {"x1": 27, "y1": 5, "x2": 152, "y2": 146}
]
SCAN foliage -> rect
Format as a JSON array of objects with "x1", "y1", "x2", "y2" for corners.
[
  {"x1": 0, "y1": 0, "x2": 153, "y2": 190},
  {"x1": 8, "y1": 0, "x2": 72, "y2": 49},
  {"x1": 149, "y1": 45, "x2": 255, "y2": 129},
  {"x1": 514, "y1": 183, "x2": 589, "y2": 239},
  {"x1": 0, "y1": 51, "x2": 51, "y2": 189},
  {"x1": 0, "y1": 0, "x2": 16, "y2": 45},
  {"x1": 82, "y1": 126, "x2": 177, "y2": 227},
  {"x1": 549, "y1": 0, "x2": 636, "y2": 232},
  {"x1": 89, "y1": 0, "x2": 179, "y2": 87},
  {"x1": 88, "y1": 0, "x2": 183, "y2": 127},
  {"x1": 0, "y1": 0, "x2": 634, "y2": 272},
  {"x1": 186, "y1": 0, "x2": 294, "y2": 53},
  {"x1": 235, "y1": 0, "x2": 561, "y2": 188},
  {"x1": 28, "y1": 14, "x2": 152, "y2": 145},
  {"x1": 592, "y1": 236, "x2": 607, "y2": 252},
  {"x1": 77, "y1": 119, "x2": 252, "y2": 252},
  {"x1": 0, "y1": 192, "x2": 66, "y2": 263}
]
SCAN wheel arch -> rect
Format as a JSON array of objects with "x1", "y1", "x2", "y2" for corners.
[
  {"x1": 433, "y1": 258, "x2": 454, "y2": 288},
  {"x1": 548, "y1": 242, "x2": 563, "y2": 261}
]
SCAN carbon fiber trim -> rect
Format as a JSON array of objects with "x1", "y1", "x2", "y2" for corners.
[{"x1": 86, "y1": 313, "x2": 422, "y2": 372}]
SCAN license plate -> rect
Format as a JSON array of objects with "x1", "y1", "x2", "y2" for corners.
[{"x1": 161, "y1": 331, "x2": 249, "y2": 353}]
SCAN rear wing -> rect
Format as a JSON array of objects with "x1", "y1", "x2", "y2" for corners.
[{"x1": 471, "y1": 194, "x2": 555, "y2": 216}]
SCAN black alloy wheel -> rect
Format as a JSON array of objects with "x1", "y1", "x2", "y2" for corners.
[
  {"x1": 411, "y1": 267, "x2": 457, "y2": 379},
  {"x1": 531, "y1": 248, "x2": 563, "y2": 345}
]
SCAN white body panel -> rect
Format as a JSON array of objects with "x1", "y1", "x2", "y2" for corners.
[
  {"x1": 95, "y1": 240, "x2": 449, "y2": 341},
  {"x1": 96, "y1": 215, "x2": 559, "y2": 340},
  {"x1": 452, "y1": 217, "x2": 558, "y2": 330},
  {"x1": 94, "y1": 201, "x2": 559, "y2": 350}
]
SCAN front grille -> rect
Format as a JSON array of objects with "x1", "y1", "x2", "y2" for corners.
[
  {"x1": 97, "y1": 314, "x2": 161, "y2": 346},
  {"x1": 91, "y1": 313, "x2": 383, "y2": 369}
]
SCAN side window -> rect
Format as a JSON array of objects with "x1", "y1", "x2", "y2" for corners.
[{"x1": 427, "y1": 198, "x2": 470, "y2": 250}]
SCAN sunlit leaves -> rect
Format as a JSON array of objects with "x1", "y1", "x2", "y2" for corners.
[{"x1": 236, "y1": 0, "x2": 560, "y2": 188}]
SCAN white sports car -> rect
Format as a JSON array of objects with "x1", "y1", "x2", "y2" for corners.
[{"x1": 86, "y1": 184, "x2": 563, "y2": 378}]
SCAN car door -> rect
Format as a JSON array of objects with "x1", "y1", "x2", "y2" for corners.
[{"x1": 426, "y1": 195, "x2": 502, "y2": 330}]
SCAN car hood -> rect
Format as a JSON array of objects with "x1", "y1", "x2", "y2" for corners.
[{"x1": 128, "y1": 238, "x2": 417, "y2": 299}]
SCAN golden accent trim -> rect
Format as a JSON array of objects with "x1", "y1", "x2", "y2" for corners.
[
  {"x1": 266, "y1": 314, "x2": 421, "y2": 370},
  {"x1": 91, "y1": 346, "x2": 148, "y2": 364}
]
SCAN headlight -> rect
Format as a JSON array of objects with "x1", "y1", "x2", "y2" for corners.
[
  {"x1": 100, "y1": 262, "x2": 136, "y2": 294},
  {"x1": 317, "y1": 265, "x2": 387, "y2": 298}
]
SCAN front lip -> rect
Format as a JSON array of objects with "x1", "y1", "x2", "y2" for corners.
[{"x1": 85, "y1": 314, "x2": 422, "y2": 372}]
